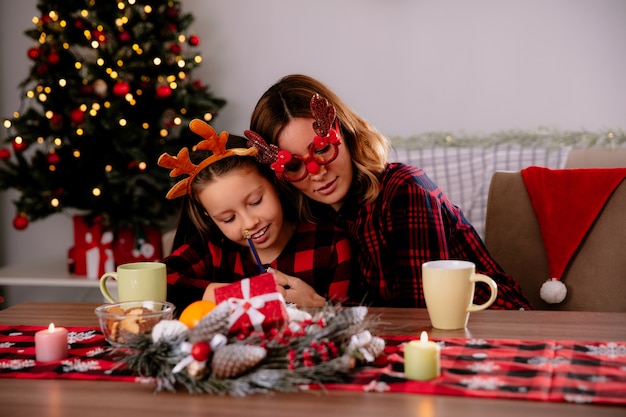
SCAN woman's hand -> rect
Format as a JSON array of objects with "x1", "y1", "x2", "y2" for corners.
[{"x1": 269, "y1": 268, "x2": 325, "y2": 307}]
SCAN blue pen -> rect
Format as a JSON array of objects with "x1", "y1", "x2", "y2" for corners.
[{"x1": 243, "y1": 229, "x2": 265, "y2": 274}]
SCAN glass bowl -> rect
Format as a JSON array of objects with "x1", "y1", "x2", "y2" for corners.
[{"x1": 94, "y1": 300, "x2": 175, "y2": 346}]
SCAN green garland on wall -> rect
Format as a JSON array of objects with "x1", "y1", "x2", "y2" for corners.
[{"x1": 390, "y1": 127, "x2": 626, "y2": 150}]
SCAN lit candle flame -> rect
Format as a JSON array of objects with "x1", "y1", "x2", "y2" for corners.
[
  {"x1": 48, "y1": 323, "x2": 55, "y2": 332},
  {"x1": 420, "y1": 331, "x2": 429, "y2": 343}
]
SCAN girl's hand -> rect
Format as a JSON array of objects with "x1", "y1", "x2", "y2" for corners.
[{"x1": 268, "y1": 268, "x2": 325, "y2": 307}]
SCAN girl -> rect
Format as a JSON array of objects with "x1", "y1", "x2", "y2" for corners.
[
  {"x1": 158, "y1": 119, "x2": 352, "y2": 311},
  {"x1": 248, "y1": 74, "x2": 532, "y2": 310}
]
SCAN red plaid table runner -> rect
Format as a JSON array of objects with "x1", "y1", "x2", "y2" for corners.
[{"x1": 1, "y1": 326, "x2": 625, "y2": 405}]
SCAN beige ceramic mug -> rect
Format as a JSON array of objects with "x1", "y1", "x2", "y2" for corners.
[
  {"x1": 422, "y1": 260, "x2": 498, "y2": 330},
  {"x1": 99, "y1": 262, "x2": 167, "y2": 303}
]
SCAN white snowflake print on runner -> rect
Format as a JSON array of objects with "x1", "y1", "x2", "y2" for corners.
[
  {"x1": 363, "y1": 380, "x2": 391, "y2": 393},
  {"x1": 564, "y1": 393, "x2": 594, "y2": 404},
  {"x1": 67, "y1": 330, "x2": 98, "y2": 344},
  {"x1": 467, "y1": 361, "x2": 500, "y2": 373},
  {"x1": 0, "y1": 359, "x2": 36, "y2": 370},
  {"x1": 61, "y1": 358, "x2": 101, "y2": 372},
  {"x1": 527, "y1": 356, "x2": 570, "y2": 366},
  {"x1": 460, "y1": 376, "x2": 504, "y2": 390},
  {"x1": 585, "y1": 342, "x2": 626, "y2": 359},
  {"x1": 86, "y1": 346, "x2": 108, "y2": 357}
]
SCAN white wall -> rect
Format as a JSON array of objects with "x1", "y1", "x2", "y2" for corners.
[{"x1": 1, "y1": 0, "x2": 625, "y2": 266}]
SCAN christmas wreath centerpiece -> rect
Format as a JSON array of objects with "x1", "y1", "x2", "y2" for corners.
[{"x1": 115, "y1": 276, "x2": 385, "y2": 395}]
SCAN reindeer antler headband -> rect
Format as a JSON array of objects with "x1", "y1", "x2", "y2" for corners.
[{"x1": 158, "y1": 119, "x2": 258, "y2": 199}]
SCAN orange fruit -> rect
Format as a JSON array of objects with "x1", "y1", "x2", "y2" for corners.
[{"x1": 178, "y1": 300, "x2": 217, "y2": 328}]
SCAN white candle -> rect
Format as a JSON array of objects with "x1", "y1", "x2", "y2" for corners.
[
  {"x1": 404, "y1": 331, "x2": 441, "y2": 381},
  {"x1": 35, "y1": 323, "x2": 68, "y2": 362}
]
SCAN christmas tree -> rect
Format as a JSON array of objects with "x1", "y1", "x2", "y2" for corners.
[{"x1": 0, "y1": 0, "x2": 226, "y2": 232}]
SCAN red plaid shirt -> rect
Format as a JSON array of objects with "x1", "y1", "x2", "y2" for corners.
[
  {"x1": 318, "y1": 163, "x2": 532, "y2": 309},
  {"x1": 163, "y1": 221, "x2": 352, "y2": 311}
]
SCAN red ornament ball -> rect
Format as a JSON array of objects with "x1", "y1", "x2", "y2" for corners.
[
  {"x1": 47, "y1": 51, "x2": 60, "y2": 65},
  {"x1": 47, "y1": 153, "x2": 60, "y2": 165},
  {"x1": 169, "y1": 43, "x2": 182, "y2": 54},
  {"x1": 113, "y1": 81, "x2": 130, "y2": 97},
  {"x1": 118, "y1": 31, "x2": 131, "y2": 43},
  {"x1": 70, "y1": 108, "x2": 86, "y2": 125},
  {"x1": 165, "y1": 6, "x2": 179, "y2": 20},
  {"x1": 191, "y1": 341, "x2": 211, "y2": 361},
  {"x1": 92, "y1": 30, "x2": 106, "y2": 43},
  {"x1": 12, "y1": 139, "x2": 28, "y2": 152},
  {"x1": 79, "y1": 84, "x2": 94, "y2": 96},
  {"x1": 50, "y1": 113, "x2": 64, "y2": 130},
  {"x1": 13, "y1": 214, "x2": 29, "y2": 230},
  {"x1": 156, "y1": 85, "x2": 172, "y2": 98},
  {"x1": 0, "y1": 148, "x2": 10, "y2": 160},
  {"x1": 36, "y1": 64, "x2": 49, "y2": 76},
  {"x1": 27, "y1": 47, "x2": 40, "y2": 60},
  {"x1": 188, "y1": 35, "x2": 200, "y2": 46}
]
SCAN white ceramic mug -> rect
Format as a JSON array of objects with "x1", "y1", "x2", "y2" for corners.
[
  {"x1": 100, "y1": 262, "x2": 167, "y2": 303},
  {"x1": 422, "y1": 260, "x2": 498, "y2": 329}
]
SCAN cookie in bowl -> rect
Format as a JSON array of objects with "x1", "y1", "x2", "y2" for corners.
[{"x1": 95, "y1": 301, "x2": 175, "y2": 346}]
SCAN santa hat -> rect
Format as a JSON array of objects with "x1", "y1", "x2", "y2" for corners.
[{"x1": 520, "y1": 166, "x2": 626, "y2": 304}]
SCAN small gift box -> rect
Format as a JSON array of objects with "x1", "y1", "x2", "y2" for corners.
[
  {"x1": 69, "y1": 215, "x2": 115, "y2": 279},
  {"x1": 214, "y1": 273, "x2": 288, "y2": 336}
]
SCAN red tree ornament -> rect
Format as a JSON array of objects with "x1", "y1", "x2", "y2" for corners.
[
  {"x1": 188, "y1": 35, "x2": 200, "y2": 46},
  {"x1": 47, "y1": 51, "x2": 60, "y2": 65},
  {"x1": 92, "y1": 30, "x2": 107, "y2": 44},
  {"x1": 12, "y1": 139, "x2": 28, "y2": 152},
  {"x1": 113, "y1": 81, "x2": 130, "y2": 97},
  {"x1": 47, "y1": 152, "x2": 60, "y2": 165},
  {"x1": 27, "y1": 47, "x2": 40, "y2": 60},
  {"x1": 70, "y1": 108, "x2": 86, "y2": 125},
  {"x1": 50, "y1": 113, "x2": 64, "y2": 130},
  {"x1": 0, "y1": 148, "x2": 11, "y2": 160},
  {"x1": 156, "y1": 85, "x2": 172, "y2": 98},
  {"x1": 36, "y1": 63, "x2": 49, "y2": 76},
  {"x1": 165, "y1": 6, "x2": 179, "y2": 20},
  {"x1": 118, "y1": 31, "x2": 131, "y2": 43},
  {"x1": 13, "y1": 214, "x2": 29, "y2": 230}
]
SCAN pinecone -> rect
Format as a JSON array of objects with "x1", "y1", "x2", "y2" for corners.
[
  {"x1": 189, "y1": 301, "x2": 231, "y2": 343},
  {"x1": 211, "y1": 344, "x2": 267, "y2": 379}
]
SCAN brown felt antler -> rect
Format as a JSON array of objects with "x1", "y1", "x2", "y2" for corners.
[{"x1": 158, "y1": 119, "x2": 258, "y2": 199}]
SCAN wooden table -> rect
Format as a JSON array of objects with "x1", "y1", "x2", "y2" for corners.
[{"x1": 1, "y1": 303, "x2": 624, "y2": 417}]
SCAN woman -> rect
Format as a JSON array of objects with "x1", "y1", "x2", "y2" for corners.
[{"x1": 248, "y1": 74, "x2": 532, "y2": 309}]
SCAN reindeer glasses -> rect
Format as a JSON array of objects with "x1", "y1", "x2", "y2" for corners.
[{"x1": 245, "y1": 93, "x2": 342, "y2": 182}]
